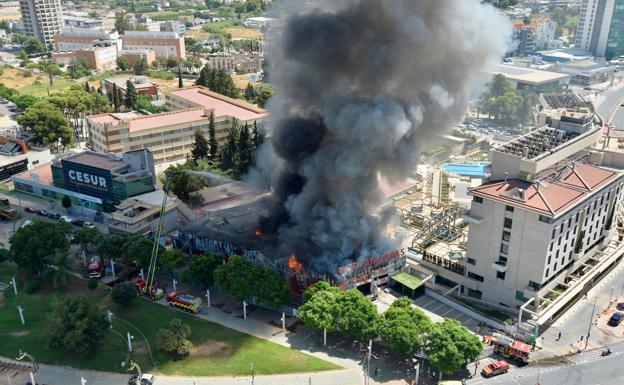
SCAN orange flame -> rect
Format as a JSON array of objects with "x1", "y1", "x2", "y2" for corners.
[
  {"x1": 288, "y1": 254, "x2": 303, "y2": 272},
  {"x1": 255, "y1": 229, "x2": 262, "y2": 237}
]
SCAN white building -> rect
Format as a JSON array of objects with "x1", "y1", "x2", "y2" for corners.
[
  {"x1": 575, "y1": 0, "x2": 617, "y2": 57},
  {"x1": 53, "y1": 28, "x2": 121, "y2": 53},
  {"x1": 121, "y1": 31, "x2": 185, "y2": 59},
  {"x1": 19, "y1": 0, "x2": 63, "y2": 47},
  {"x1": 534, "y1": 19, "x2": 557, "y2": 50}
]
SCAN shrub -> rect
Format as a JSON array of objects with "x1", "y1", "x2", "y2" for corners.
[
  {"x1": 87, "y1": 279, "x2": 97, "y2": 290},
  {"x1": 111, "y1": 282, "x2": 136, "y2": 306},
  {"x1": 156, "y1": 319, "x2": 193, "y2": 358},
  {"x1": 25, "y1": 280, "x2": 41, "y2": 294}
]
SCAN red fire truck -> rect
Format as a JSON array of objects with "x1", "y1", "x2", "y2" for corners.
[
  {"x1": 483, "y1": 335, "x2": 531, "y2": 365},
  {"x1": 481, "y1": 360, "x2": 510, "y2": 378},
  {"x1": 131, "y1": 277, "x2": 165, "y2": 300},
  {"x1": 88, "y1": 256, "x2": 104, "y2": 279},
  {"x1": 166, "y1": 291, "x2": 202, "y2": 314}
]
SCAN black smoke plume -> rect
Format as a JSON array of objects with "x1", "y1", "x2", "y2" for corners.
[{"x1": 252, "y1": 0, "x2": 510, "y2": 272}]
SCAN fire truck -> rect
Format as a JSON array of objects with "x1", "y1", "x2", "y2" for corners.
[
  {"x1": 131, "y1": 277, "x2": 165, "y2": 300},
  {"x1": 88, "y1": 256, "x2": 104, "y2": 278},
  {"x1": 483, "y1": 335, "x2": 531, "y2": 365},
  {"x1": 481, "y1": 360, "x2": 510, "y2": 378},
  {"x1": 166, "y1": 291, "x2": 202, "y2": 314}
]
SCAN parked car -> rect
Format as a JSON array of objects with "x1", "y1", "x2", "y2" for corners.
[
  {"x1": 481, "y1": 360, "x2": 509, "y2": 378},
  {"x1": 60, "y1": 215, "x2": 72, "y2": 223},
  {"x1": 616, "y1": 303, "x2": 624, "y2": 311},
  {"x1": 24, "y1": 206, "x2": 36, "y2": 213},
  {"x1": 47, "y1": 212, "x2": 61, "y2": 220},
  {"x1": 83, "y1": 221, "x2": 95, "y2": 229},
  {"x1": 35, "y1": 209, "x2": 49, "y2": 217},
  {"x1": 71, "y1": 219, "x2": 84, "y2": 227},
  {"x1": 608, "y1": 312, "x2": 624, "y2": 327}
]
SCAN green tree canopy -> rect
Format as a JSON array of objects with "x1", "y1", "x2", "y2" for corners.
[
  {"x1": 47, "y1": 296, "x2": 108, "y2": 355},
  {"x1": 181, "y1": 253, "x2": 222, "y2": 289},
  {"x1": 298, "y1": 289, "x2": 338, "y2": 332},
  {"x1": 72, "y1": 227, "x2": 100, "y2": 254},
  {"x1": 214, "y1": 255, "x2": 258, "y2": 302},
  {"x1": 255, "y1": 83, "x2": 276, "y2": 108},
  {"x1": 9, "y1": 220, "x2": 70, "y2": 274},
  {"x1": 303, "y1": 280, "x2": 338, "y2": 302},
  {"x1": 61, "y1": 195, "x2": 72, "y2": 209},
  {"x1": 116, "y1": 56, "x2": 130, "y2": 70},
  {"x1": 159, "y1": 249, "x2": 187, "y2": 275},
  {"x1": 380, "y1": 298, "x2": 433, "y2": 358},
  {"x1": 219, "y1": 124, "x2": 239, "y2": 173},
  {"x1": 236, "y1": 122, "x2": 253, "y2": 176},
  {"x1": 425, "y1": 319, "x2": 483, "y2": 374},
  {"x1": 191, "y1": 129, "x2": 210, "y2": 161},
  {"x1": 125, "y1": 79, "x2": 138, "y2": 110},
  {"x1": 156, "y1": 318, "x2": 193, "y2": 357},
  {"x1": 334, "y1": 289, "x2": 380, "y2": 342},
  {"x1": 133, "y1": 59, "x2": 148, "y2": 75},
  {"x1": 196, "y1": 66, "x2": 240, "y2": 98},
  {"x1": 255, "y1": 267, "x2": 291, "y2": 309},
  {"x1": 95, "y1": 233, "x2": 128, "y2": 262},
  {"x1": 111, "y1": 281, "x2": 137, "y2": 306},
  {"x1": 17, "y1": 100, "x2": 72, "y2": 152}
]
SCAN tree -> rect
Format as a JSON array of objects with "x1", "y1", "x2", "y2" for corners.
[
  {"x1": 219, "y1": 124, "x2": 238, "y2": 172},
  {"x1": 61, "y1": 195, "x2": 72, "y2": 209},
  {"x1": 334, "y1": 289, "x2": 380, "y2": 341},
  {"x1": 12, "y1": 95, "x2": 39, "y2": 110},
  {"x1": 9, "y1": 220, "x2": 70, "y2": 273},
  {"x1": 159, "y1": 249, "x2": 187, "y2": 275},
  {"x1": 95, "y1": 233, "x2": 128, "y2": 263},
  {"x1": 181, "y1": 253, "x2": 222, "y2": 289},
  {"x1": 252, "y1": 120, "x2": 264, "y2": 150},
  {"x1": 166, "y1": 164, "x2": 206, "y2": 202},
  {"x1": 116, "y1": 56, "x2": 130, "y2": 71},
  {"x1": 125, "y1": 79, "x2": 138, "y2": 110},
  {"x1": 196, "y1": 66, "x2": 240, "y2": 98},
  {"x1": 156, "y1": 319, "x2": 193, "y2": 358},
  {"x1": 72, "y1": 227, "x2": 99, "y2": 254},
  {"x1": 22, "y1": 36, "x2": 46, "y2": 54},
  {"x1": 299, "y1": 289, "x2": 338, "y2": 333},
  {"x1": 255, "y1": 84, "x2": 276, "y2": 108},
  {"x1": 46, "y1": 249, "x2": 72, "y2": 288},
  {"x1": 236, "y1": 122, "x2": 253, "y2": 176},
  {"x1": 165, "y1": 57, "x2": 180, "y2": 70},
  {"x1": 17, "y1": 101, "x2": 72, "y2": 152},
  {"x1": 178, "y1": 66, "x2": 184, "y2": 88},
  {"x1": 255, "y1": 267, "x2": 291, "y2": 309},
  {"x1": 124, "y1": 236, "x2": 160, "y2": 267},
  {"x1": 425, "y1": 319, "x2": 483, "y2": 375},
  {"x1": 115, "y1": 12, "x2": 131, "y2": 34},
  {"x1": 244, "y1": 83, "x2": 255, "y2": 102},
  {"x1": 111, "y1": 281, "x2": 137, "y2": 306},
  {"x1": 191, "y1": 129, "x2": 210, "y2": 161},
  {"x1": 208, "y1": 111, "x2": 218, "y2": 161},
  {"x1": 214, "y1": 255, "x2": 259, "y2": 302},
  {"x1": 303, "y1": 280, "x2": 338, "y2": 302},
  {"x1": 184, "y1": 56, "x2": 202, "y2": 72},
  {"x1": 112, "y1": 83, "x2": 121, "y2": 112},
  {"x1": 133, "y1": 59, "x2": 148, "y2": 75},
  {"x1": 47, "y1": 296, "x2": 108, "y2": 355},
  {"x1": 38, "y1": 59, "x2": 58, "y2": 86},
  {"x1": 379, "y1": 298, "x2": 433, "y2": 358}
]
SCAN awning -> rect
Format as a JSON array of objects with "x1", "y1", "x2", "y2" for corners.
[{"x1": 391, "y1": 272, "x2": 423, "y2": 290}]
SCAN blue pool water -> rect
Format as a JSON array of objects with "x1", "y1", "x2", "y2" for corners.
[{"x1": 443, "y1": 162, "x2": 490, "y2": 177}]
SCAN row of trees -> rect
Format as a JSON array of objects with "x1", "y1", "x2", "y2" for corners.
[
  {"x1": 299, "y1": 282, "x2": 483, "y2": 375},
  {"x1": 478, "y1": 74, "x2": 538, "y2": 128}
]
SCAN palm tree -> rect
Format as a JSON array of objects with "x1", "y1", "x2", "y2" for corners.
[{"x1": 48, "y1": 249, "x2": 72, "y2": 289}]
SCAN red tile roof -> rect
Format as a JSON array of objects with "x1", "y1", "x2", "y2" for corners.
[
  {"x1": 471, "y1": 163, "x2": 619, "y2": 216},
  {"x1": 127, "y1": 109, "x2": 207, "y2": 133},
  {"x1": 89, "y1": 114, "x2": 122, "y2": 126},
  {"x1": 168, "y1": 86, "x2": 267, "y2": 121}
]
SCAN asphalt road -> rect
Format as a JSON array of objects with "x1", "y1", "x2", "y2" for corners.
[{"x1": 594, "y1": 78, "x2": 624, "y2": 128}]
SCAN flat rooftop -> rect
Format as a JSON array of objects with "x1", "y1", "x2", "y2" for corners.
[
  {"x1": 14, "y1": 163, "x2": 53, "y2": 185},
  {"x1": 471, "y1": 162, "x2": 619, "y2": 216},
  {"x1": 63, "y1": 152, "x2": 125, "y2": 170},
  {"x1": 105, "y1": 76, "x2": 157, "y2": 90},
  {"x1": 168, "y1": 87, "x2": 267, "y2": 121},
  {"x1": 89, "y1": 109, "x2": 208, "y2": 133},
  {"x1": 495, "y1": 126, "x2": 580, "y2": 160},
  {"x1": 493, "y1": 64, "x2": 571, "y2": 85}
]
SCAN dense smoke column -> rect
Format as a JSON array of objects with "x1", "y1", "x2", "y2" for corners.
[{"x1": 254, "y1": 0, "x2": 510, "y2": 272}]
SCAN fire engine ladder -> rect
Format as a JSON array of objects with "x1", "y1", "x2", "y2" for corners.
[{"x1": 145, "y1": 178, "x2": 171, "y2": 294}]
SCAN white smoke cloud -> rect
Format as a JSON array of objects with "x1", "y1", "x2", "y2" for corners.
[{"x1": 252, "y1": 0, "x2": 511, "y2": 271}]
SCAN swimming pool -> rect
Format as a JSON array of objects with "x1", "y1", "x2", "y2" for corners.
[{"x1": 443, "y1": 162, "x2": 490, "y2": 177}]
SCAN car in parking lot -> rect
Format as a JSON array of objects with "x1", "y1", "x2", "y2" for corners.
[
  {"x1": 608, "y1": 312, "x2": 623, "y2": 326},
  {"x1": 24, "y1": 206, "x2": 36, "y2": 213},
  {"x1": 71, "y1": 219, "x2": 84, "y2": 227},
  {"x1": 47, "y1": 212, "x2": 61, "y2": 220},
  {"x1": 83, "y1": 221, "x2": 95, "y2": 229},
  {"x1": 36, "y1": 209, "x2": 49, "y2": 217},
  {"x1": 616, "y1": 303, "x2": 624, "y2": 311},
  {"x1": 60, "y1": 215, "x2": 72, "y2": 223}
]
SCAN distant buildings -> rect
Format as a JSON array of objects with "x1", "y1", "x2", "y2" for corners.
[
  {"x1": 87, "y1": 87, "x2": 266, "y2": 166},
  {"x1": 53, "y1": 28, "x2": 121, "y2": 52},
  {"x1": 243, "y1": 16, "x2": 276, "y2": 29},
  {"x1": 492, "y1": 64, "x2": 572, "y2": 94},
  {"x1": 121, "y1": 31, "x2": 186, "y2": 59},
  {"x1": 19, "y1": 0, "x2": 63, "y2": 47},
  {"x1": 575, "y1": 0, "x2": 624, "y2": 59},
  {"x1": 109, "y1": 189, "x2": 178, "y2": 235},
  {"x1": 0, "y1": 136, "x2": 54, "y2": 181},
  {"x1": 52, "y1": 45, "x2": 118, "y2": 70},
  {"x1": 207, "y1": 52, "x2": 262, "y2": 74},
  {"x1": 509, "y1": 23, "x2": 536, "y2": 57},
  {"x1": 103, "y1": 76, "x2": 160, "y2": 103},
  {"x1": 553, "y1": 59, "x2": 617, "y2": 85},
  {"x1": 118, "y1": 49, "x2": 156, "y2": 67},
  {"x1": 533, "y1": 19, "x2": 558, "y2": 50}
]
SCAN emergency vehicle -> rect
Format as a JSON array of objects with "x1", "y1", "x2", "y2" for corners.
[
  {"x1": 166, "y1": 291, "x2": 202, "y2": 313},
  {"x1": 483, "y1": 335, "x2": 531, "y2": 365},
  {"x1": 481, "y1": 360, "x2": 509, "y2": 378},
  {"x1": 131, "y1": 277, "x2": 165, "y2": 300},
  {"x1": 88, "y1": 256, "x2": 104, "y2": 278}
]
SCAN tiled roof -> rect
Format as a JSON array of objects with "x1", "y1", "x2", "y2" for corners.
[
  {"x1": 471, "y1": 163, "x2": 619, "y2": 216},
  {"x1": 168, "y1": 87, "x2": 267, "y2": 121},
  {"x1": 127, "y1": 109, "x2": 207, "y2": 133},
  {"x1": 89, "y1": 114, "x2": 122, "y2": 126}
]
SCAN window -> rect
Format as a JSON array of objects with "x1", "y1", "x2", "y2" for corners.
[
  {"x1": 467, "y1": 289, "x2": 482, "y2": 300},
  {"x1": 473, "y1": 196, "x2": 483, "y2": 204},
  {"x1": 528, "y1": 280, "x2": 541, "y2": 291},
  {"x1": 499, "y1": 255, "x2": 508, "y2": 263},
  {"x1": 505, "y1": 205, "x2": 514, "y2": 212},
  {"x1": 568, "y1": 218, "x2": 572, "y2": 227},
  {"x1": 467, "y1": 272, "x2": 484, "y2": 282},
  {"x1": 545, "y1": 269, "x2": 549, "y2": 277},
  {"x1": 548, "y1": 255, "x2": 552, "y2": 265},
  {"x1": 496, "y1": 271, "x2": 506, "y2": 280},
  {"x1": 504, "y1": 218, "x2": 513, "y2": 229},
  {"x1": 516, "y1": 290, "x2": 527, "y2": 301},
  {"x1": 540, "y1": 215, "x2": 553, "y2": 224},
  {"x1": 502, "y1": 231, "x2": 511, "y2": 241},
  {"x1": 467, "y1": 258, "x2": 476, "y2": 265},
  {"x1": 500, "y1": 243, "x2": 509, "y2": 254}
]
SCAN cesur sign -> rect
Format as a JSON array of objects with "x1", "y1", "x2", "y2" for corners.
[{"x1": 68, "y1": 170, "x2": 108, "y2": 188}]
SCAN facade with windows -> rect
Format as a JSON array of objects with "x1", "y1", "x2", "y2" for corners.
[
  {"x1": 605, "y1": 0, "x2": 624, "y2": 60},
  {"x1": 575, "y1": 0, "x2": 623, "y2": 58},
  {"x1": 19, "y1": 0, "x2": 63, "y2": 47}
]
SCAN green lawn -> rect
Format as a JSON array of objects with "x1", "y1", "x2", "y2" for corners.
[
  {"x1": 18, "y1": 78, "x2": 76, "y2": 97},
  {"x1": 0, "y1": 262, "x2": 338, "y2": 375}
]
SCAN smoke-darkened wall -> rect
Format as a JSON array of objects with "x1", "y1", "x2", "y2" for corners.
[{"x1": 251, "y1": 0, "x2": 511, "y2": 272}]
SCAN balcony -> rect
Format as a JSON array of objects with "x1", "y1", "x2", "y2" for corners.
[{"x1": 491, "y1": 260, "x2": 508, "y2": 273}]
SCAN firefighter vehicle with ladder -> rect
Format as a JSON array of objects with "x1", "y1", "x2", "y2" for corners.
[
  {"x1": 483, "y1": 335, "x2": 531, "y2": 365},
  {"x1": 88, "y1": 256, "x2": 104, "y2": 279}
]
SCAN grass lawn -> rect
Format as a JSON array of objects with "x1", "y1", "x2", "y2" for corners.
[
  {"x1": 18, "y1": 78, "x2": 76, "y2": 97},
  {"x1": 0, "y1": 67, "x2": 74, "y2": 97},
  {"x1": 0, "y1": 262, "x2": 338, "y2": 376}
]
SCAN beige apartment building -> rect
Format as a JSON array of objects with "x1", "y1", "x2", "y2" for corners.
[
  {"x1": 52, "y1": 45, "x2": 118, "y2": 70},
  {"x1": 87, "y1": 86, "x2": 266, "y2": 165},
  {"x1": 53, "y1": 28, "x2": 121, "y2": 52},
  {"x1": 121, "y1": 31, "x2": 186, "y2": 59},
  {"x1": 19, "y1": 0, "x2": 63, "y2": 47}
]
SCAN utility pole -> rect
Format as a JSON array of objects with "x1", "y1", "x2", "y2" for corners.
[
  {"x1": 281, "y1": 312, "x2": 286, "y2": 334},
  {"x1": 127, "y1": 332, "x2": 133, "y2": 353},
  {"x1": 107, "y1": 310, "x2": 113, "y2": 328},
  {"x1": 17, "y1": 306, "x2": 25, "y2": 325},
  {"x1": 608, "y1": 287, "x2": 614, "y2": 308},
  {"x1": 110, "y1": 258, "x2": 116, "y2": 277},
  {"x1": 205, "y1": 289, "x2": 211, "y2": 308},
  {"x1": 584, "y1": 296, "x2": 598, "y2": 350},
  {"x1": 243, "y1": 300, "x2": 247, "y2": 320},
  {"x1": 250, "y1": 363, "x2": 254, "y2": 385},
  {"x1": 11, "y1": 276, "x2": 17, "y2": 295},
  {"x1": 323, "y1": 328, "x2": 327, "y2": 347},
  {"x1": 172, "y1": 278, "x2": 177, "y2": 292},
  {"x1": 365, "y1": 340, "x2": 372, "y2": 385}
]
